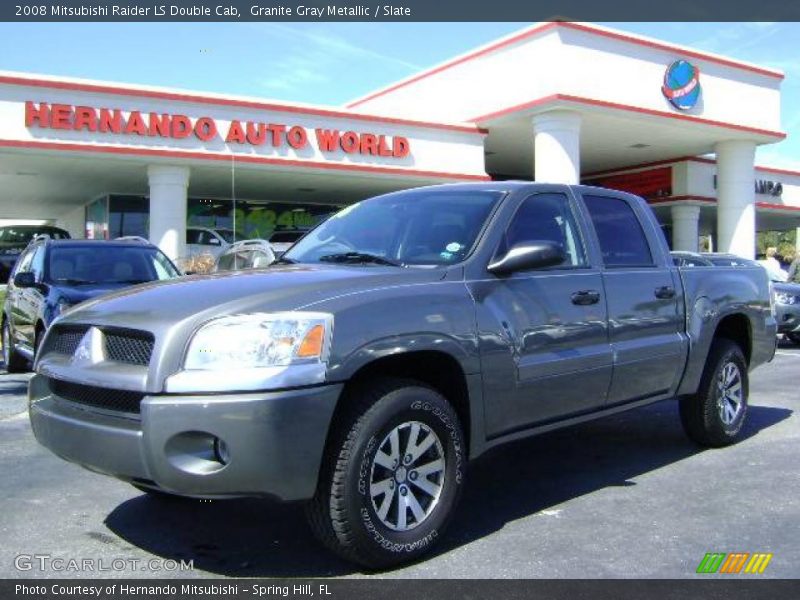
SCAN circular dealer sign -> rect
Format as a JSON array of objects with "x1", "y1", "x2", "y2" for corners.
[{"x1": 661, "y1": 60, "x2": 701, "y2": 110}]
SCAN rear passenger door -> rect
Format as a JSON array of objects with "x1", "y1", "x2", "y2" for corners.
[{"x1": 580, "y1": 193, "x2": 685, "y2": 405}]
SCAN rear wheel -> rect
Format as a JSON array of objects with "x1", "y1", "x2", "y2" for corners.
[
  {"x1": 2, "y1": 320, "x2": 27, "y2": 373},
  {"x1": 306, "y1": 378, "x2": 465, "y2": 569},
  {"x1": 680, "y1": 338, "x2": 748, "y2": 447}
]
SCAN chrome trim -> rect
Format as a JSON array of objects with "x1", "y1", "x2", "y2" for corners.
[
  {"x1": 36, "y1": 353, "x2": 149, "y2": 392},
  {"x1": 164, "y1": 362, "x2": 327, "y2": 393}
]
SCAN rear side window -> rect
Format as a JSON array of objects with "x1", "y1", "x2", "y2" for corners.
[{"x1": 584, "y1": 195, "x2": 653, "y2": 267}]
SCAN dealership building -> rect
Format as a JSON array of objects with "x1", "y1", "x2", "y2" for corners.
[{"x1": 0, "y1": 21, "x2": 798, "y2": 261}]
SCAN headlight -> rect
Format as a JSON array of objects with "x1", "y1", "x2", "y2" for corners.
[
  {"x1": 775, "y1": 292, "x2": 796, "y2": 305},
  {"x1": 183, "y1": 312, "x2": 333, "y2": 370}
]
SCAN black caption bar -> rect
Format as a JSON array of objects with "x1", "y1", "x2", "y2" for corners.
[
  {"x1": 4, "y1": 579, "x2": 800, "y2": 600},
  {"x1": 3, "y1": 0, "x2": 800, "y2": 21}
]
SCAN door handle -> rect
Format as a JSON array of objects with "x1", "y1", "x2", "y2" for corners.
[
  {"x1": 571, "y1": 290, "x2": 601, "y2": 305},
  {"x1": 655, "y1": 286, "x2": 676, "y2": 299}
]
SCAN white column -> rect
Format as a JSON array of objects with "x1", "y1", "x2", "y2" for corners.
[
  {"x1": 671, "y1": 205, "x2": 701, "y2": 252},
  {"x1": 532, "y1": 110, "x2": 581, "y2": 184},
  {"x1": 716, "y1": 140, "x2": 756, "y2": 259},
  {"x1": 148, "y1": 165, "x2": 189, "y2": 262}
]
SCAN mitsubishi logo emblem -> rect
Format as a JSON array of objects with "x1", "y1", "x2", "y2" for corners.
[{"x1": 72, "y1": 327, "x2": 105, "y2": 365}]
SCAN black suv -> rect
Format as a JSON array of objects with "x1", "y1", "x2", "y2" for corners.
[
  {"x1": 2, "y1": 238, "x2": 180, "y2": 372},
  {"x1": 0, "y1": 225, "x2": 70, "y2": 282}
]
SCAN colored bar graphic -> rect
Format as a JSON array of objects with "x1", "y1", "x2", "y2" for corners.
[{"x1": 696, "y1": 552, "x2": 773, "y2": 574}]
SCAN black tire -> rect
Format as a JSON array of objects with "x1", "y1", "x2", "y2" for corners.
[
  {"x1": 786, "y1": 332, "x2": 800, "y2": 346},
  {"x1": 680, "y1": 338, "x2": 748, "y2": 447},
  {"x1": 306, "y1": 378, "x2": 466, "y2": 569},
  {"x1": 2, "y1": 320, "x2": 28, "y2": 373}
]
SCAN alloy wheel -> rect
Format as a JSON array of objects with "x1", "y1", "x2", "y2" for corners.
[
  {"x1": 2, "y1": 323, "x2": 9, "y2": 366},
  {"x1": 369, "y1": 421, "x2": 446, "y2": 532},
  {"x1": 717, "y1": 361, "x2": 744, "y2": 425}
]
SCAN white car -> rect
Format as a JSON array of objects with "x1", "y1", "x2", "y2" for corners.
[
  {"x1": 268, "y1": 230, "x2": 305, "y2": 256},
  {"x1": 213, "y1": 239, "x2": 275, "y2": 272},
  {"x1": 186, "y1": 227, "x2": 234, "y2": 258}
]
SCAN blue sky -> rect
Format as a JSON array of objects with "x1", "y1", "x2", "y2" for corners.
[{"x1": 0, "y1": 22, "x2": 797, "y2": 169}]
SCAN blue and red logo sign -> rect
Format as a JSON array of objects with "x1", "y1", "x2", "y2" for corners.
[{"x1": 662, "y1": 60, "x2": 701, "y2": 110}]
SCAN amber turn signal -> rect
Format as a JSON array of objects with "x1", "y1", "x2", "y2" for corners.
[{"x1": 297, "y1": 324, "x2": 325, "y2": 358}]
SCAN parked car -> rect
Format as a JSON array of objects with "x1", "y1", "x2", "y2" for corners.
[
  {"x1": 701, "y1": 252, "x2": 760, "y2": 267},
  {"x1": 269, "y1": 230, "x2": 305, "y2": 256},
  {"x1": 670, "y1": 251, "x2": 713, "y2": 267},
  {"x1": 2, "y1": 238, "x2": 180, "y2": 372},
  {"x1": 186, "y1": 226, "x2": 234, "y2": 258},
  {"x1": 0, "y1": 224, "x2": 70, "y2": 282},
  {"x1": 768, "y1": 279, "x2": 800, "y2": 344},
  {"x1": 29, "y1": 183, "x2": 775, "y2": 568},
  {"x1": 214, "y1": 239, "x2": 275, "y2": 272}
]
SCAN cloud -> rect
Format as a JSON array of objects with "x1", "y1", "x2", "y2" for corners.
[
  {"x1": 689, "y1": 22, "x2": 780, "y2": 55},
  {"x1": 251, "y1": 24, "x2": 421, "y2": 95}
]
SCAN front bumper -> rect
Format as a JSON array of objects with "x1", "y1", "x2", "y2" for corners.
[
  {"x1": 775, "y1": 303, "x2": 800, "y2": 334},
  {"x1": 28, "y1": 375, "x2": 343, "y2": 501}
]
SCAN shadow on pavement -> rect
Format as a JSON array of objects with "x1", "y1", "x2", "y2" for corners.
[
  {"x1": 0, "y1": 361, "x2": 30, "y2": 397},
  {"x1": 104, "y1": 401, "x2": 792, "y2": 578}
]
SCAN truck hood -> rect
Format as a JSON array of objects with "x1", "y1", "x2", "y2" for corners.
[
  {"x1": 57, "y1": 263, "x2": 447, "y2": 331},
  {"x1": 57, "y1": 282, "x2": 139, "y2": 306}
]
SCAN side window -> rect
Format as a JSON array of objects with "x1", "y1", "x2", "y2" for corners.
[
  {"x1": 583, "y1": 195, "x2": 654, "y2": 268},
  {"x1": 186, "y1": 229, "x2": 201, "y2": 245},
  {"x1": 30, "y1": 246, "x2": 45, "y2": 281},
  {"x1": 13, "y1": 247, "x2": 35, "y2": 276},
  {"x1": 504, "y1": 193, "x2": 586, "y2": 267}
]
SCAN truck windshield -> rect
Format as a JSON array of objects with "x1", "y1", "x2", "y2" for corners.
[{"x1": 283, "y1": 190, "x2": 503, "y2": 266}]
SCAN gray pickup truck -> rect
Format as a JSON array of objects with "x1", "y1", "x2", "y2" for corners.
[{"x1": 29, "y1": 182, "x2": 776, "y2": 568}]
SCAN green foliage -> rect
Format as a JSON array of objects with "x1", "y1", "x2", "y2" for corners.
[{"x1": 757, "y1": 229, "x2": 797, "y2": 259}]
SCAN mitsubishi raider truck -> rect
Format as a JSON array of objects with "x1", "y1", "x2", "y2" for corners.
[{"x1": 29, "y1": 183, "x2": 776, "y2": 568}]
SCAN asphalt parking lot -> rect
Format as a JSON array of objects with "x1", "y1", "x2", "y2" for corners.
[{"x1": 0, "y1": 342, "x2": 798, "y2": 580}]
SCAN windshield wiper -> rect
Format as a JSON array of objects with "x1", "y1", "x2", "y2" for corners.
[
  {"x1": 273, "y1": 256, "x2": 297, "y2": 265},
  {"x1": 55, "y1": 278, "x2": 97, "y2": 285},
  {"x1": 318, "y1": 252, "x2": 403, "y2": 267},
  {"x1": 108, "y1": 279, "x2": 151, "y2": 284}
]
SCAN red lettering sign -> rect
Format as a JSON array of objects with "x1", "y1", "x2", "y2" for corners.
[{"x1": 23, "y1": 101, "x2": 412, "y2": 159}]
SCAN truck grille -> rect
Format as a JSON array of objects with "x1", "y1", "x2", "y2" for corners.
[
  {"x1": 48, "y1": 378, "x2": 144, "y2": 414},
  {"x1": 103, "y1": 329, "x2": 154, "y2": 366},
  {"x1": 42, "y1": 325, "x2": 154, "y2": 367},
  {"x1": 44, "y1": 325, "x2": 86, "y2": 356}
]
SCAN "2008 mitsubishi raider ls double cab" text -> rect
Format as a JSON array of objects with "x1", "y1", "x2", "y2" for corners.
[{"x1": 28, "y1": 182, "x2": 776, "y2": 568}]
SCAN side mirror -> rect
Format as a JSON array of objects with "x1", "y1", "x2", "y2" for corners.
[
  {"x1": 13, "y1": 271, "x2": 36, "y2": 288},
  {"x1": 209, "y1": 238, "x2": 221, "y2": 245},
  {"x1": 488, "y1": 241, "x2": 566, "y2": 276}
]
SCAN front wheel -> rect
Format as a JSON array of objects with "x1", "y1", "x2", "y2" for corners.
[
  {"x1": 306, "y1": 378, "x2": 466, "y2": 569},
  {"x1": 679, "y1": 338, "x2": 748, "y2": 447},
  {"x1": 2, "y1": 320, "x2": 27, "y2": 373}
]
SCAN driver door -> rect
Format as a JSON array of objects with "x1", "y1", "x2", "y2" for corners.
[{"x1": 471, "y1": 191, "x2": 612, "y2": 438}]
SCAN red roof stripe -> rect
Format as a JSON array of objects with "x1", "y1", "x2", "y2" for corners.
[
  {"x1": 0, "y1": 139, "x2": 491, "y2": 181},
  {"x1": 472, "y1": 94, "x2": 786, "y2": 140}
]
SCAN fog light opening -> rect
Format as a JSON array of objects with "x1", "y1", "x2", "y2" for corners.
[{"x1": 213, "y1": 437, "x2": 230, "y2": 465}]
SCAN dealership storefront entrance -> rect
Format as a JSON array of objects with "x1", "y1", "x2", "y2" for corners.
[{"x1": 1, "y1": 21, "x2": 798, "y2": 261}]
